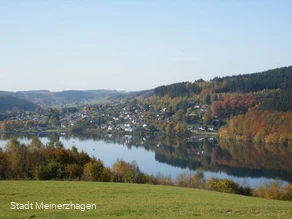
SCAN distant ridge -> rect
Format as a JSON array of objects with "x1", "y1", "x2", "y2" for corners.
[
  {"x1": 0, "y1": 89, "x2": 152, "y2": 107},
  {"x1": 154, "y1": 66, "x2": 292, "y2": 98},
  {"x1": 0, "y1": 94, "x2": 39, "y2": 112}
]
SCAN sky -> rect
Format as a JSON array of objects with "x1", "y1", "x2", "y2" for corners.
[{"x1": 0, "y1": 0, "x2": 292, "y2": 92}]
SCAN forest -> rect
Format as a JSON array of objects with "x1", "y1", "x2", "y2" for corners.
[
  {"x1": 154, "y1": 66, "x2": 292, "y2": 98},
  {"x1": 151, "y1": 66, "x2": 292, "y2": 144},
  {"x1": 218, "y1": 111, "x2": 292, "y2": 144},
  {"x1": 259, "y1": 88, "x2": 292, "y2": 112}
]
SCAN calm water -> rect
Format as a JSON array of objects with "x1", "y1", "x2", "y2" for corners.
[{"x1": 1, "y1": 133, "x2": 291, "y2": 188}]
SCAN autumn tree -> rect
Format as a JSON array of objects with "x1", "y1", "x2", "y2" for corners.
[
  {"x1": 82, "y1": 159, "x2": 105, "y2": 181},
  {"x1": 165, "y1": 123, "x2": 175, "y2": 136},
  {"x1": 111, "y1": 159, "x2": 142, "y2": 183},
  {"x1": 174, "y1": 124, "x2": 186, "y2": 136}
]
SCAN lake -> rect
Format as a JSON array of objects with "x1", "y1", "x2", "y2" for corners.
[{"x1": 0, "y1": 133, "x2": 291, "y2": 188}]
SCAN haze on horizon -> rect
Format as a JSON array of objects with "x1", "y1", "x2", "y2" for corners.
[{"x1": 1, "y1": 1, "x2": 292, "y2": 92}]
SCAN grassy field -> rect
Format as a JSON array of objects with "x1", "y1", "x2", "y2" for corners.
[{"x1": 0, "y1": 181, "x2": 292, "y2": 219}]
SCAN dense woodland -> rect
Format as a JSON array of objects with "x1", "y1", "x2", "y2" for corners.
[
  {"x1": 259, "y1": 89, "x2": 292, "y2": 112},
  {"x1": 204, "y1": 66, "x2": 292, "y2": 94},
  {"x1": 211, "y1": 94, "x2": 264, "y2": 118},
  {"x1": 154, "y1": 82, "x2": 201, "y2": 98},
  {"x1": 154, "y1": 66, "x2": 292, "y2": 97},
  {"x1": 151, "y1": 66, "x2": 292, "y2": 144},
  {"x1": 218, "y1": 111, "x2": 292, "y2": 144}
]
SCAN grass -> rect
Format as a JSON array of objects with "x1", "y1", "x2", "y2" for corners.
[{"x1": 0, "y1": 181, "x2": 292, "y2": 219}]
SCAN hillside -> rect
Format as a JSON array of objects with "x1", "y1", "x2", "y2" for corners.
[
  {"x1": 0, "y1": 95, "x2": 39, "y2": 112},
  {"x1": 1, "y1": 181, "x2": 291, "y2": 219},
  {"x1": 0, "y1": 89, "x2": 154, "y2": 107},
  {"x1": 154, "y1": 66, "x2": 292, "y2": 98}
]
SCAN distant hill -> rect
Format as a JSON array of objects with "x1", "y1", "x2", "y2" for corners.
[
  {"x1": 108, "y1": 89, "x2": 154, "y2": 102},
  {"x1": 0, "y1": 89, "x2": 154, "y2": 108},
  {"x1": 0, "y1": 95, "x2": 39, "y2": 112}
]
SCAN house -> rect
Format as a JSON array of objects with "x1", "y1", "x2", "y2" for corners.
[
  {"x1": 125, "y1": 123, "x2": 131, "y2": 128},
  {"x1": 125, "y1": 125, "x2": 137, "y2": 132},
  {"x1": 197, "y1": 126, "x2": 205, "y2": 131},
  {"x1": 189, "y1": 111, "x2": 197, "y2": 116},
  {"x1": 100, "y1": 124, "x2": 107, "y2": 129},
  {"x1": 207, "y1": 125, "x2": 215, "y2": 131},
  {"x1": 116, "y1": 124, "x2": 125, "y2": 131},
  {"x1": 37, "y1": 124, "x2": 48, "y2": 131}
]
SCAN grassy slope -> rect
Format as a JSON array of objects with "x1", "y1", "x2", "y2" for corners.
[{"x1": 0, "y1": 181, "x2": 292, "y2": 219}]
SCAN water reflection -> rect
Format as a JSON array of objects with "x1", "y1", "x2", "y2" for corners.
[{"x1": 0, "y1": 133, "x2": 292, "y2": 185}]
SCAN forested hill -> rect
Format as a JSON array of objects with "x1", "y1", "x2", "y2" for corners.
[
  {"x1": 210, "y1": 66, "x2": 292, "y2": 93},
  {"x1": 0, "y1": 95, "x2": 39, "y2": 112},
  {"x1": 154, "y1": 66, "x2": 292, "y2": 98}
]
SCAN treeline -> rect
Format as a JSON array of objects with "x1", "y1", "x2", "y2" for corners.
[
  {"x1": 209, "y1": 66, "x2": 292, "y2": 93},
  {"x1": 154, "y1": 66, "x2": 292, "y2": 99},
  {"x1": 259, "y1": 89, "x2": 292, "y2": 112},
  {"x1": 218, "y1": 111, "x2": 292, "y2": 144},
  {"x1": 211, "y1": 94, "x2": 264, "y2": 118},
  {"x1": 0, "y1": 121, "x2": 24, "y2": 132},
  {"x1": 0, "y1": 138, "x2": 157, "y2": 184},
  {"x1": 154, "y1": 82, "x2": 201, "y2": 98}
]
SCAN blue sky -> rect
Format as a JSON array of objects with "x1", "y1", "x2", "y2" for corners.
[{"x1": 1, "y1": 1, "x2": 292, "y2": 92}]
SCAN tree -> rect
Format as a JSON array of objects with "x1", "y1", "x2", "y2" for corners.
[
  {"x1": 111, "y1": 159, "x2": 141, "y2": 183},
  {"x1": 165, "y1": 123, "x2": 175, "y2": 136},
  {"x1": 35, "y1": 106, "x2": 43, "y2": 116},
  {"x1": 203, "y1": 110, "x2": 212, "y2": 126},
  {"x1": 174, "y1": 109, "x2": 185, "y2": 121},
  {"x1": 5, "y1": 138, "x2": 28, "y2": 178},
  {"x1": 82, "y1": 159, "x2": 105, "y2": 181},
  {"x1": 25, "y1": 120, "x2": 36, "y2": 129},
  {"x1": 203, "y1": 94, "x2": 211, "y2": 104},
  {"x1": 174, "y1": 124, "x2": 186, "y2": 136}
]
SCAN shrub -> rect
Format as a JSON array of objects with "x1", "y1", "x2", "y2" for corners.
[
  {"x1": 101, "y1": 167, "x2": 114, "y2": 182},
  {"x1": 253, "y1": 181, "x2": 284, "y2": 200},
  {"x1": 265, "y1": 182, "x2": 282, "y2": 199},
  {"x1": 238, "y1": 186, "x2": 252, "y2": 196},
  {"x1": 140, "y1": 173, "x2": 157, "y2": 184},
  {"x1": 64, "y1": 163, "x2": 83, "y2": 180},
  {"x1": 282, "y1": 184, "x2": 292, "y2": 201},
  {"x1": 158, "y1": 177, "x2": 174, "y2": 186},
  {"x1": 175, "y1": 170, "x2": 205, "y2": 189},
  {"x1": 155, "y1": 172, "x2": 174, "y2": 186},
  {"x1": 207, "y1": 177, "x2": 240, "y2": 194},
  {"x1": 112, "y1": 159, "x2": 142, "y2": 183},
  {"x1": 82, "y1": 159, "x2": 105, "y2": 181},
  {"x1": 176, "y1": 172, "x2": 189, "y2": 187},
  {"x1": 35, "y1": 162, "x2": 63, "y2": 180}
]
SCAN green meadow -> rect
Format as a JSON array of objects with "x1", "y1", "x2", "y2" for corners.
[{"x1": 0, "y1": 181, "x2": 292, "y2": 219}]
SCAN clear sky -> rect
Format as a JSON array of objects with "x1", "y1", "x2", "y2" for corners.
[{"x1": 1, "y1": 0, "x2": 292, "y2": 92}]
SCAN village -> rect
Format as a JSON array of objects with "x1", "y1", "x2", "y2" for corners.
[{"x1": 0, "y1": 100, "x2": 218, "y2": 136}]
